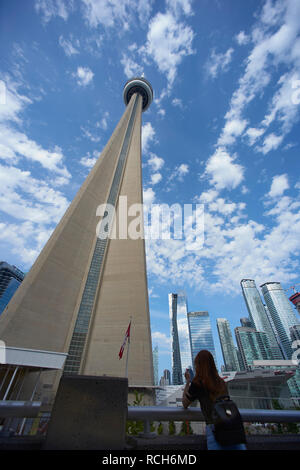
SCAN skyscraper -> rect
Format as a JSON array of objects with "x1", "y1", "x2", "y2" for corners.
[
  {"x1": 235, "y1": 327, "x2": 274, "y2": 370},
  {"x1": 261, "y1": 282, "x2": 300, "y2": 360},
  {"x1": 188, "y1": 311, "x2": 217, "y2": 368},
  {"x1": 217, "y1": 318, "x2": 240, "y2": 371},
  {"x1": 0, "y1": 78, "x2": 154, "y2": 398},
  {"x1": 159, "y1": 369, "x2": 171, "y2": 386},
  {"x1": 169, "y1": 292, "x2": 192, "y2": 384},
  {"x1": 153, "y1": 346, "x2": 159, "y2": 386},
  {"x1": 290, "y1": 325, "x2": 300, "y2": 343},
  {"x1": 240, "y1": 317, "x2": 252, "y2": 328},
  {"x1": 0, "y1": 262, "x2": 25, "y2": 315},
  {"x1": 241, "y1": 279, "x2": 282, "y2": 360}
]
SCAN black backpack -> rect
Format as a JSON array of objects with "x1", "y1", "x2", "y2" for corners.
[{"x1": 211, "y1": 395, "x2": 246, "y2": 446}]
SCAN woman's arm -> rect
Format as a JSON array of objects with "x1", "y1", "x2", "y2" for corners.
[
  {"x1": 182, "y1": 380, "x2": 192, "y2": 408},
  {"x1": 182, "y1": 369, "x2": 192, "y2": 409}
]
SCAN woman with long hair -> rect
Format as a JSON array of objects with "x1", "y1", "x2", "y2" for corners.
[{"x1": 182, "y1": 350, "x2": 246, "y2": 450}]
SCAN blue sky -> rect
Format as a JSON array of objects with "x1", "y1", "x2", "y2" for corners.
[{"x1": 1, "y1": 0, "x2": 300, "y2": 379}]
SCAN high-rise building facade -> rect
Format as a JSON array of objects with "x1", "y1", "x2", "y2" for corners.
[
  {"x1": 0, "y1": 262, "x2": 25, "y2": 315},
  {"x1": 0, "y1": 278, "x2": 21, "y2": 315},
  {"x1": 290, "y1": 325, "x2": 300, "y2": 343},
  {"x1": 241, "y1": 279, "x2": 282, "y2": 360},
  {"x1": 235, "y1": 327, "x2": 274, "y2": 370},
  {"x1": 153, "y1": 346, "x2": 159, "y2": 386},
  {"x1": 217, "y1": 318, "x2": 240, "y2": 371},
  {"x1": 169, "y1": 293, "x2": 182, "y2": 385},
  {"x1": 0, "y1": 78, "x2": 154, "y2": 400},
  {"x1": 159, "y1": 369, "x2": 171, "y2": 386},
  {"x1": 169, "y1": 292, "x2": 192, "y2": 384},
  {"x1": 240, "y1": 317, "x2": 252, "y2": 328},
  {"x1": 261, "y1": 282, "x2": 300, "y2": 360},
  {"x1": 188, "y1": 311, "x2": 217, "y2": 368}
]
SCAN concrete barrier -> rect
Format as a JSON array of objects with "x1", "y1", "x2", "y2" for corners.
[{"x1": 43, "y1": 375, "x2": 128, "y2": 450}]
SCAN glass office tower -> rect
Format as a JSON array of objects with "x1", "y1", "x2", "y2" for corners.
[
  {"x1": 169, "y1": 292, "x2": 193, "y2": 384},
  {"x1": 0, "y1": 278, "x2": 21, "y2": 315},
  {"x1": 235, "y1": 327, "x2": 274, "y2": 370},
  {"x1": 240, "y1": 317, "x2": 252, "y2": 328},
  {"x1": 290, "y1": 325, "x2": 300, "y2": 343},
  {"x1": 241, "y1": 279, "x2": 282, "y2": 360},
  {"x1": 153, "y1": 346, "x2": 159, "y2": 386},
  {"x1": 261, "y1": 282, "x2": 300, "y2": 360},
  {"x1": 169, "y1": 293, "x2": 182, "y2": 384},
  {"x1": 217, "y1": 318, "x2": 240, "y2": 371},
  {"x1": 0, "y1": 262, "x2": 25, "y2": 315},
  {"x1": 188, "y1": 311, "x2": 217, "y2": 368}
]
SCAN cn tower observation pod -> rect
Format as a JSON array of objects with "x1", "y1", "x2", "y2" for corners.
[{"x1": 123, "y1": 77, "x2": 153, "y2": 112}]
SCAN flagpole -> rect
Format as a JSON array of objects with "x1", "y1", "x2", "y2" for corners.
[{"x1": 125, "y1": 316, "x2": 132, "y2": 378}]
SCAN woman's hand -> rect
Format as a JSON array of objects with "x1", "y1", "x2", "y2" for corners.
[{"x1": 184, "y1": 369, "x2": 191, "y2": 383}]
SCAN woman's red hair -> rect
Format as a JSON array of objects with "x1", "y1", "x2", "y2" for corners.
[{"x1": 193, "y1": 350, "x2": 227, "y2": 400}]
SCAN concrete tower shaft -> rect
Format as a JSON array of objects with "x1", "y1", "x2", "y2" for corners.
[{"x1": 0, "y1": 79, "x2": 154, "y2": 393}]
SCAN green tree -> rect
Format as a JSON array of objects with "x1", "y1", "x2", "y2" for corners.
[
  {"x1": 157, "y1": 422, "x2": 163, "y2": 435},
  {"x1": 168, "y1": 421, "x2": 176, "y2": 435},
  {"x1": 179, "y1": 420, "x2": 193, "y2": 435},
  {"x1": 126, "y1": 390, "x2": 144, "y2": 436}
]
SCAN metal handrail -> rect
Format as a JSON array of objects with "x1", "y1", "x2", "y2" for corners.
[
  {"x1": 2, "y1": 402, "x2": 300, "y2": 423},
  {"x1": 127, "y1": 406, "x2": 300, "y2": 423},
  {"x1": 0, "y1": 401, "x2": 42, "y2": 418}
]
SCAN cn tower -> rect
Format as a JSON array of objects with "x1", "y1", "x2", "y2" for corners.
[{"x1": 0, "y1": 78, "x2": 155, "y2": 404}]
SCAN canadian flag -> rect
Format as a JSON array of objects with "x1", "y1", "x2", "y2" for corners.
[{"x1": 118, "y1": 321, "x2": 131, "y2": 359}]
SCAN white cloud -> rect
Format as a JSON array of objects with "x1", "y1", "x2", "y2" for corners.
[
  {"x1": 81, "y1": 125, "x2": 101, "y2": 142},
  {"x1": 81, "y1": 0, "x2": 127, "y2": 28},
  {"x1": 235, "y1": 30, "x2": 250, "y2": 45},
  {"x1": 35, "y1": 0, "x2": 72, "y2": 23},
  {"x1": 74, "y1": 66, "x2": 94, "y2": 87},
  {"x1": 0, "y1": 124, "x2": 70, "y2": 178},
  {"x1": 166, "y1": 0, "x2": 193, "y2": 17},
  {"x1": 220, "y1": 0, "x2": 300, "y2": 151},
  {"x1": 205, "y1": 47, "x2": 234, "y2": 79},
  {"x1": 142, "y1": 122, "x2": 155, "y2": 153},
  {"x1": 150, "y1": 173, "x2": 162, "y2": 185},
  {"x1": 260, "y1": 0, "x2": 286, "y2": 26},
  {"x1": 143, "y1": 187, "x2": 155, "y2": 208},
  {"x1": 262, "y1": 71, "x2": 300, "y2": 133},
  {"x1": 177, "y1": 163, "x2": 189, "y2": 178},
  {"x1": 0, "y1": 78, "x2": 32, "y2": 124},
  {"x1": 0, "y1": 164, "x2": 69, "y2": 224},
  {"x1": 151, "y1": 331, "x2": 171, "y2": 351},
  {"x1": 157, "y1": 108, "x2": 166, "y2": 117},
  {"x1": 80, "y1": 154, "x2": 97, "y2": 168},
  {"x1": 204, "y1": 148, "x2": 244, "y2": 190},
  {"x1": 218, "y1": 118, "x2": 248, "y2": 146},
  {"x1": 208, "y1": 198, "x2": 246, "y2": 217},
  {"x1": 143, "y1": 11, "x2": 194, "y2": 89},
  {"x1": 97, "y1": 112, "x2": 109, "y2": 131},
  {"x1": 81, "y1": 0, "x2": 154, "y2": 29},
  {"x1": 148, "y1": 153, "x2": 164, "y2": 171},
  {"x1": 196, "y1": 189, "x2": 219, "y2": 204},
  {"x1": 59, "y1": 35, "x2": 79, "y2": 56},
  {"x1": 245, "y1": 127, "x2": 265, "y2": 146},
  {"x1": 268, "y1": 174, "x2": 289, "y2": 198},
  {"x1": 121, "y1": 54, "x2": 144, "y2": 79},
  {"x1": 168, "y1": 163, "x2": 189, "y2": 183},
  {"x1": 172, "y1": 97, "x2": 183, "y2": 108},
  {"x1": 256, "y1": 132, "x2": 284, "y2": 154}
]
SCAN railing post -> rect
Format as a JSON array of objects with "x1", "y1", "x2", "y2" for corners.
[{"x1": 138, "y1": 420, "x2": 157, "y2": 439}]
